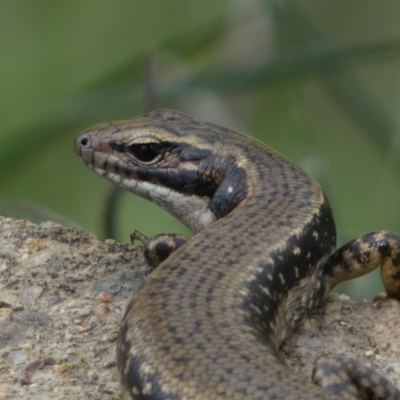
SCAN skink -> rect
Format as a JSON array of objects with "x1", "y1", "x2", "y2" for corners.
[{"x1": 74, "y1": 109, "x2": 400, "y2": 399}]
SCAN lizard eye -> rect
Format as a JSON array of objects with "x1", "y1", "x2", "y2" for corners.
[{"x1": 126, "y1": 142, "x2": 164, "y2": 163}]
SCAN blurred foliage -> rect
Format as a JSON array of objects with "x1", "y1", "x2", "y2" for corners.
[{"x1": 1, "y1": 0, "x2": 400, "y2": 300}]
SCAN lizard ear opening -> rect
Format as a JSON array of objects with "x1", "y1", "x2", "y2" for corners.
[{"x1": 208, "y1": 166, "x2": 248, "y2": 220}]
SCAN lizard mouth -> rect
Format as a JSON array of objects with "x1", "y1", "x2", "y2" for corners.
[{"x1": 74, "y1": 131, "x2": 215, "y2": 233}]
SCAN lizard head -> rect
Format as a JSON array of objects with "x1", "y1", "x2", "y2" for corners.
[{"x1": 74, "y1": 110, "x2": 250, "y2": 232}]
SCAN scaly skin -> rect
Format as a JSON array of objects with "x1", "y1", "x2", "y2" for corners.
[{"x1": 74, "y1": 110, "x2": 400, "y2": 399}]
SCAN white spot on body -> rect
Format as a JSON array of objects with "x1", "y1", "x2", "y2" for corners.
[
  {"x1": 292, "y1": 246, "x2": 301, "y2": 255},
  {"x1": 227, "y1": 186, "x2": 233, "y2": 193},
  {"x1": 250, "y1": 304, "x2": 262, "y2": 315},
  {"x1": 301, "y1": 293, "x2": 309, "y2": 305},
  {"x1": 313, "y1": 231, "x2": 319, "y2": 240},
  {"x1": 272, "y1": 270, "x2": 322, "y2": 343},
  {"x1": 259, "y1": 285, "x2": 270, "y2": 296},
  {"x1": 143, "y1": 382, "x2": 153, "y2": 395}
]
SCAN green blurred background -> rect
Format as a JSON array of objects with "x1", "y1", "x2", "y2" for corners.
[{"x1": 1, "y1": 0, "x2": 400, "y2": 300}]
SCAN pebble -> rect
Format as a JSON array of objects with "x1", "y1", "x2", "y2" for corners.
[
  {"x1": 0, "y1": 294, "x2": 23, "y2": 311},
  {"x1": 338, "y1": 293, "x2": 351, "y2": 301},
  {"x1": 39, "y1": 221, "x2": 57, "y2": 235},
  {"x1": 387, "y1": 362, "x2": 400, "y2": 373},
  {"x1": 365, "y1": 350, "x2": 374, "y2": 357},
  {"x1": 48, "y1": 295, "x2": 63, "y2": 305},
  {"x1": 94, "y1": 305, "x2": 110, "y2": 317},
  {"x1": 97, "y1": 292, "x2": 113, "y2": 303},
  {"x1": 75, "y1": 305, "x2": 92, "y2": 318},
  {"x1": 374, "y1": 323, "x2": 389, "y2": 333},
  {"x1": 0, "y1": 309, "x2": 12, "y2": 324},
  {"x1": 0, "y1": 384, "x2": 15, "y2": 400},
  {"x1": 75, "y1": 325, "x2": 88, "y2": 332},
  {"x1": 7, "y1": 350, "x2": 27, "y2": 365},
  {"x1": 0, "y1": 262, "x2": 8, "y2": 273},
  {"x1": 296, "y1": 336, "x2": 322, "y2": 348},
  {"x1": 20, "y1": 286, "x2": 43, "y2": 303}
]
